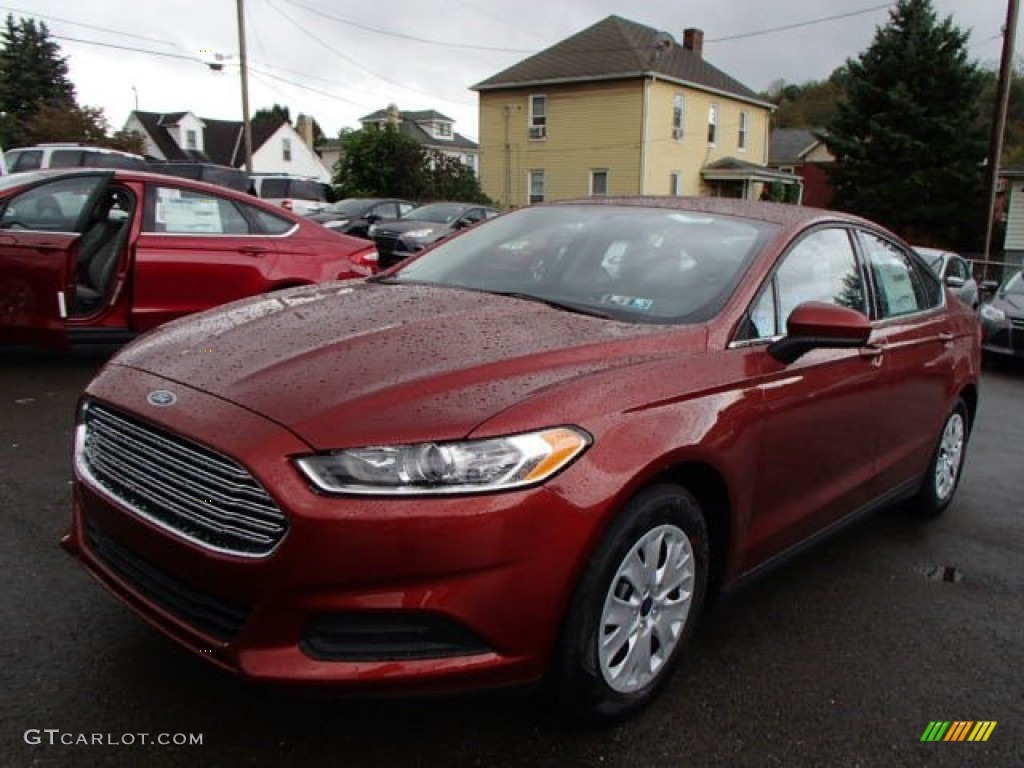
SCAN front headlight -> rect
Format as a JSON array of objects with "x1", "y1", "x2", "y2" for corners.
[
  {"x1": 324, "y1": 219, "x2": 349, "y2": 229},
  {"x1": 294, "y1": 426, "x2": 590, "y2": 496},
  {"x1": 403, "y1": 228, "x2": 435, "y2": 239},
  {"x1": 980, "y1": 304, "x2": 1006, "y2": 323}
]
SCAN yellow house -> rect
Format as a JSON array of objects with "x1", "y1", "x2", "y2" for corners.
[{"x1": 473, "y1": 16, "x2": 798, "y2": 207}]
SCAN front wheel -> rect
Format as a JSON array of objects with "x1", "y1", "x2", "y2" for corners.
[
  {"x1": 910, "y1": 398, "x2": 969, "y2": 518},
  {"x1": 553, "y1": 483, "x2": 708, "y2": 723}
]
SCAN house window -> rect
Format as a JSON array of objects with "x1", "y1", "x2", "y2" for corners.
[
  {"x1": 590, "y1": 169, "x2": 608, "y2": 196},
  {"x1": 282, "y1": 138, "x2": 292, "y2": 162},
  {"x1": 436, "y1": 122, "x2": 452, "y2": 138},
  {"x1": 708, "y1": 103, "x2": 718, "y2": 145},
  {"x1": 528, "y1": 170, "x2": 545, "y2": 203},
  {"x1": 670, "y1": 172, "x2": 681, "y2": 196},
  {"x1": 672, "y1": 94, "x2": 685, "y2": 139},
  {"x1": 185, "y1": 129, "x2": 197, "y2": 150},
  {"x1": 738, "y1": 111, "x2": 749, "y2": 151},
  {"x1": 529, "y1": 95, "x2": 547, "y2": 139}
]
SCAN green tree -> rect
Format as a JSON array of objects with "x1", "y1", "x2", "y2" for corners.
[
  {"x1": 252, "y1": 103, "x2": 291, "y2": 125},
  {"x1": 0, "y1": 14, "x2": 76, "y2": 146},
  {"x1": 333, "y1": 125, "x2": 492, "y2": 203},
  {"x1": 765, "y1": 68, "x2": 848, "y2": 129},
  {"x1": 333, "y1": 125, "x2": 428, "y2": 199},
  {"x1": 823, "y1": 0, "x2": 987, "y2": 249}
]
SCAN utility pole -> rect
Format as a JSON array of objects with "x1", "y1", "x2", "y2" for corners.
[
  {"x1": 503, "y1": 105, "x2": 512, "y2": 207},
  {"x1": 984, "y1": 0, "x2": 1019, "y2": 263},
  {"x1": 237, "y1": 0, "x2": 254, "y2": 173}
]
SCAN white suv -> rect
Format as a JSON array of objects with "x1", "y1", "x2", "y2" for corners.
[
  {"x1": 5, "y1": 144, "x2": 149, "y2": 173},
  {"x1": 249, "y1": 174, "x2": 331, "y2": 215}
]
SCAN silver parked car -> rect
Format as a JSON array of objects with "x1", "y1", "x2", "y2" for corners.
[{"x1": 916, "y1": 247, "x2": 979, "y2": 309}]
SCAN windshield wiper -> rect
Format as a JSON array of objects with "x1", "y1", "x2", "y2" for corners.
[{"x1": 489, "y1": 291, "x2": 611, "y2": 319}]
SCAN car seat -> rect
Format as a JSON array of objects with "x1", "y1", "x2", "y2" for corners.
[{"x1": 75, "y1": 190, "x2": 133, "y2": 311}]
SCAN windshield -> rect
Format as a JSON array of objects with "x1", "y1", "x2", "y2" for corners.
[
  {"x1": 388, "y1": 205, "x2": 778, "y2": 324},
  {"x1": 404, "y1": 203, "x2": 466, "y2": 223},
  {"x1": 1002, "y1": 272, "x2": 1024, "y2": 296},
  {"x1": 923, "y1": 253, "x2": 944, "y2": 273},
  {"x1": 325, "y1": 199, "x2": 369, "y2": 216}
]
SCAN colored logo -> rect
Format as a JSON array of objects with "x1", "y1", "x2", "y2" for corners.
[
  {"x1": 920, "y1": 721, "x2": 997, "y2": 742},
  {"x1": 146, "y1": 390, "x2": 177, "y2": 407}
]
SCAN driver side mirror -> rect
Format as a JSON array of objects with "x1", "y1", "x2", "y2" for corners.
[
  {"x1": 981, "y1": 279, "x2": 999, "y2": 295},
  {"x1": 945, "y1": 275, "x2": 965, "y2": 289},
  {"x1": 769, "y1": 301, "x2": 872, "y2": 364},
  {"x1": 365, "y1": 213, "x2": 381, "y2": 224}
]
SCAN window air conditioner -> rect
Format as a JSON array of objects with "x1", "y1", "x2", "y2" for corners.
[{"x1": 529, "y1": 125, "x2": 547, "y2": 139}]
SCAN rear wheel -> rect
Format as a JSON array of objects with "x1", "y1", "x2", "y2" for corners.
[
  {"x1": 910, "y1": 399, "x2": 969, "y2": 518},
  {"x1": 553, "y1": 483, "x2": 708, "y2": 723}
]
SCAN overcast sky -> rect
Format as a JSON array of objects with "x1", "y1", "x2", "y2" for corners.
[{"x1": 9, "y1": 0, "x2": 1020, "y2": 141}]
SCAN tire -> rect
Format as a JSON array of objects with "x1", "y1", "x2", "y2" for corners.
[
  {"x1": 553, "y1": 483, "x2": 708, "y2": 724},
  {"x1": 910, "y1": 398, "x2": 969, "y2": 518}
]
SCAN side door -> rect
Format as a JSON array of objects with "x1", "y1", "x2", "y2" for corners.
[
  {"x1": 0, "y1": 173, "x2": 111, "y2": 347},
  {"x1": 733, "y1": 226, "x2": 886, "y2": 568},
  {"x1": 856, "y1": 230, "x2": 953, "y2": 494},
  {"x1": 131, "y1": 183, "x2": 280, "y2": 331}
]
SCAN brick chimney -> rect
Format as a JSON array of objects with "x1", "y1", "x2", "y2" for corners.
[{"x1": 683, "y1": 28, "x2": 704, "y2": 58}]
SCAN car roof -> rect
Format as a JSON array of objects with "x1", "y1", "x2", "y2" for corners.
[{"x1": 10, "y1": 168, "x2": 304, "y2": 220}]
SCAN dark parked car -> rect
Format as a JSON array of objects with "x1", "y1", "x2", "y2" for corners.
[
  {"x1": 916, "y1": 246, "x2": 979, "y2": 309},
  {"x1": 64, "y1": 198, "x2": 979, "y2": 722},
  {"x1": 0, "y1": 169, "x2": 376, "y2": 348},
  {"x1": 371, "y1": 201, "x2": 499, "y2": 269},
  {"x1": 979, "y1": 269, "x2": 1024, "y2": 359},
  {"x1": 307, "y1": 197, "x2": 415, "y2": 238}
]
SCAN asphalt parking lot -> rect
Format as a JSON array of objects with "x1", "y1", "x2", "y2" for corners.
[{"x1": 1, "y1": 346, "x2": 1021, "y2": 768}]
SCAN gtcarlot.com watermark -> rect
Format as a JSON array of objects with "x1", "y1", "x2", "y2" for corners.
[{"x1": 25, "y1": 729, "x2": 203, "y2": 747}]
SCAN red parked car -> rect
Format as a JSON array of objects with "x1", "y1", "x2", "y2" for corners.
[
  {"x1": 63, "y1": 198, "x2": 980, "y2": 722},
  {"x1": 0, "y1": 169, "x2": 376, "y2": 348}
]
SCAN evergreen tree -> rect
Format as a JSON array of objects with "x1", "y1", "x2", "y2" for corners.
[
  {"x1": 823, "y1": 0, "x2": 987, "y2": 249},
  {"x1": 0, "y1": 14, "x2": 76, "y2": 147}
]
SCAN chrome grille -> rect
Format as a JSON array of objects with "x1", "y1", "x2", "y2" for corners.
[
  {"x1": 1011, "y1": 317, "x2": 1024, "y2": 330},
  {"x1": 78, "y1": 403, "x2": 287, "y2": 557}
]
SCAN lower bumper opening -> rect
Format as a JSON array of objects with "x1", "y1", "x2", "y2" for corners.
[
  {"x1": 83, "y1": 516, "x2": 251, "y2": 642},
  {"x1": 301, "y1": 612, "x2": 493, "y2": 661}
]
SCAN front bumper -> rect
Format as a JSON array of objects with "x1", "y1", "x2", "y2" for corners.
[{"x1": 63, "y1": 366, "x2": 597, "y2": 694}]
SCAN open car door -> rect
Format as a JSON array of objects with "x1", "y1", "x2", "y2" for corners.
[{"x1": 0, "y1": 172, "x2": 112, "y2": 348}]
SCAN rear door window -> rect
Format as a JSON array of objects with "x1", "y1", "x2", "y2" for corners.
[
  {"x1": 860, "y1": 232, "x2": 942, "y2": 318},
  {"x1": 145, "y1": 186, "x2": 253, "y2": 235},
  {"x1": 10, "y1": 150, "x2": 42, "y2": 172},
  {"x1": 50, "y1": 150, "x2": 85, "y2": 168}
]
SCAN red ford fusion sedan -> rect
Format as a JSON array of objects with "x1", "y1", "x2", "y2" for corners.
[
  {"x1": 63, "y1": 198, "x2": 980, "y2": 722},
  {"x1": 0, "y1": 169, "x2": 376, "y2": 349}
]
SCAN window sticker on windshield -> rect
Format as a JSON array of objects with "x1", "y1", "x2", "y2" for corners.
[{"x1": 601, "y1": 294, "x2": 654, "y2": 312}]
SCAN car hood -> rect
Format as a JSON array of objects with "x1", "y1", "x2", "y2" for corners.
[
  {"x1": 112, "y1": 282, "x2": 696, "y2": 448},
  {"x1": 306, "y1": 212, "x2": 349, "y2": 223},
  {"x1": 375, "y1": 219, "x2": 447, "y2": 235},
  {"x1": 993, "y1": 293, "x2": 1024, "y2": 315}
]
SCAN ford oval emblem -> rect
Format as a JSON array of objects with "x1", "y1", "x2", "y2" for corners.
[{"x1": 147, "y1": 390, "x2": 177, "y2": 407}]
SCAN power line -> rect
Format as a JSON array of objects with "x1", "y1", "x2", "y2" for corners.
[
  {"x1": 279, "y1": 0, "x2": 534, "y2": 53},
  {"x1": 261, "y1": 0, "x2": 477, "y2": 108},
  {"x1": 707, "y1": 4, "x2": 893, "y2": 44},
  {"x1": 50, "y1": 34, "x2": 203, "y2": 64},
  {"x1": 0, "y1": 4, "x2": 181, "y2": 48}
]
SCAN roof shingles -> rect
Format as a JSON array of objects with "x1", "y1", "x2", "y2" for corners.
[{"x1": 473, "y1": 15, "x2": 767, "y2": 106}]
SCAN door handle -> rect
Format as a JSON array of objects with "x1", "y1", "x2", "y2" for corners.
[
  {"x1": 239, "y1": 247, "x2": 269, "y2": 257},
  {"x1": 859, "y1": 344, "x2": 885, "y2": 366},
  {"x1": 939, "y1": 332, "x2": 954, "y2": 348}
]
